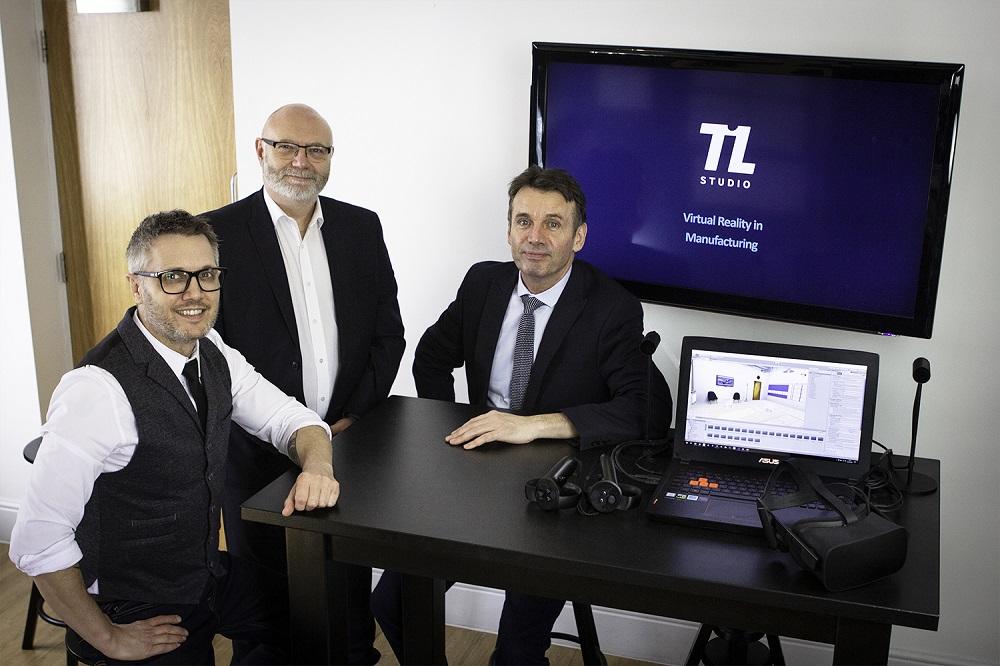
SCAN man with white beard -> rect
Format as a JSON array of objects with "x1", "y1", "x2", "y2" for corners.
[{"x1": 203, "y1": 104, "x2": 404, "y2": 664}]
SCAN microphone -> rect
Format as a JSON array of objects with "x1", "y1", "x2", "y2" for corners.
[{"x1": 904, "y1": 357, "x2": 937, "y2": 495}]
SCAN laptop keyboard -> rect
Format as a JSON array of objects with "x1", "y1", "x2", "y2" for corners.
[
  {"x1": 670, "y1": 467, "x2": 786, "y2": 500},
  {"x1": 668, "y1": 466, "x2": 846, "y2": 510}
]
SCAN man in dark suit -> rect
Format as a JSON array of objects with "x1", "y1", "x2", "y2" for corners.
[
  {"x1": 371, "y1": 166, "x2": 671, "y2": 665},
  {"x1": 203, "y1": 104, "x2": 404, "y2": 664}
]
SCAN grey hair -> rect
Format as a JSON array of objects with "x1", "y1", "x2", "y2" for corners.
[{"x1": 125, "y1": 209, "x2": 219, "y2": 272}]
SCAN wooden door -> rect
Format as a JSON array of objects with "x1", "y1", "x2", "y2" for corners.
[{"x1": 43, "y1": 0, "x2": 236, "y2": 360}]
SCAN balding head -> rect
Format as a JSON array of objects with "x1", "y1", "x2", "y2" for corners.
[{"x1": 260, "y1": 103, "x2": 332, "y2": 144}]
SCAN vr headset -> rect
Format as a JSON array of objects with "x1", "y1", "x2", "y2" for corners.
[{"x1": 756, "y1": 459, "x2": 908, "y2": 592}]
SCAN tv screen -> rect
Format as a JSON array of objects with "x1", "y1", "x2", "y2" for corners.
[{"x1": 530, "y1": 42, "x2": 964, "y2": 338}]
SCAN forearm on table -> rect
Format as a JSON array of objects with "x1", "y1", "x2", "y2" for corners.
[
  {"x1": 525, "y1": 412, "x2": 579, "y2": 440},
  {"x1": 287, "y1": 425, "x2": 334, "y2": 472}
]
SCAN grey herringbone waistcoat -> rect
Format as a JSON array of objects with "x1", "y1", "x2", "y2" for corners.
[{"x1": 76, "y1": 307, "x2": 232, "y2": 603}]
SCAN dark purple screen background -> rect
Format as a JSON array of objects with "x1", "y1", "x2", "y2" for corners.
[{"x1": 543, "y1": 62, "x2": 941, "y2": 317}]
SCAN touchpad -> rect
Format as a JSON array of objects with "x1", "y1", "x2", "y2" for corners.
[{"x1": 704, "y1": 498, "x2": 754, "y2": 520}]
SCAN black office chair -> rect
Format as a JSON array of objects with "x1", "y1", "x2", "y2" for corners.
[
  {"x1": 686, "y1": 624, "x2": 784, "y2": 665},
  {"x1": 21, "y1": 436, "x2": 82, "y2": 666},
  {"x1": 733, "y1": 392, "x2": 741, "y2": 402},
  {"x1": 707, "y1": 391, "x2": 718, "y2": 403}
]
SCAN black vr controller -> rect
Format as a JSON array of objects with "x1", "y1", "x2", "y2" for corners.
[
  {"x1": 525, "y1": 456, "x2": 582, "y2": 510},
  {"x1": 586, "y1": 453, "x2": 642, "y2": 513}
]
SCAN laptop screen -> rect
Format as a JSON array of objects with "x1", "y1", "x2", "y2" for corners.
[{"x1": 674, "y1": 337, "x2": 879, "y2": 478}]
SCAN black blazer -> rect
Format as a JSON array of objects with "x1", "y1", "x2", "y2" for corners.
[
  {"x1": 204, "y1": 190, "x2": 405, "y2": 487},
  {"x1": 413, "y1": 260, "x2": 671, "y2": 449}
]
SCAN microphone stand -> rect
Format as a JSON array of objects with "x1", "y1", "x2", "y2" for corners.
[
  {"x1": 606, "y1": 331, "x2": 670, "y2": 489},
  {"x1": 902, "y1": 357, "x2": 937, "y2": 496},
  {"x1": 640, "y1": 331, "x2": 662, "y2": 443}
]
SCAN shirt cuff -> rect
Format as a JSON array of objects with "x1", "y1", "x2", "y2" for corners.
[{"x1": 11, "y1": 538, "x2": 83, "y2": 578}]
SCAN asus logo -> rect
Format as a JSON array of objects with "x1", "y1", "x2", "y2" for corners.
[
  {"x1": 700, "y1": 123, "x2": 756, "y2": 174},
  {"x1": 758, "y1": 457, "x2": 780, "y2": 465}
]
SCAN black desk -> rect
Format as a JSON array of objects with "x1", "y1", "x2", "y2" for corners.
[{"x1": 243, "y1": 396, "x2": 939, "y2": 665}]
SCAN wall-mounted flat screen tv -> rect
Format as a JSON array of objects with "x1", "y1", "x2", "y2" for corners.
[{"x1": 530, "y1": 42, "x2": 964, "y2": 338}]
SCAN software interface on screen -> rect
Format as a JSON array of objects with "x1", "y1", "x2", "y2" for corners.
[{"x1": 684, "y1": 349, "x2": 868, "y2": 463}]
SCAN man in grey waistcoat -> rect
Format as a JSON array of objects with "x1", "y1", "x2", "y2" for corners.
[{"x1": 9, "y1": 210, "x2": 339, "y2": 664}]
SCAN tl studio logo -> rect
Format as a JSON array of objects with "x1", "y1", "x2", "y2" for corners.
[{"x1": 699, "y1": 123, "x2": 755, "y2": 190}]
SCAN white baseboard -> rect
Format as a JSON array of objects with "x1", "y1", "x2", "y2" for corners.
[
  {"x1": 373, "y1": 569, "x2": 986, "y2": 666},
  {"x1": 0, "y1": 499, "x2": 18, "y2": 543}
]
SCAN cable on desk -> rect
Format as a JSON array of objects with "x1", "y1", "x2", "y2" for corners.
[
  {"x1": 610, "y1": 437, "x2": 671, "y2": 486},
  {"x1": 859, "y1": 439, "x2": 905, "y2": 513},
  {"x1": 573, "y1": 436, "x2": 670, "y2": 515}
]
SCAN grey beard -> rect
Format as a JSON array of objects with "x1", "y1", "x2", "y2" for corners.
[{"x1": 267, "y1": 175, "x2": 322, "y2": 202}]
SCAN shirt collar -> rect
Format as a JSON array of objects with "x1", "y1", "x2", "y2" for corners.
[
  {"x1": 262, "y1": 187, "x2": 324, "y2": 230},
  {"x1": 516, "y1": 264, "x2": 572, "y2": 309},
  {"x1": 132, "y1": 311, "x2": 199, "y2": 379}
]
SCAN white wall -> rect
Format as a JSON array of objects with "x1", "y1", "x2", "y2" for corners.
[
  {"x1": 230, "y1": 2, "x2": 1000, "y2": 664},
  {"x1": 0, "y1": 0, "x2": 72, "y2": 542},
  {"x1": 0, "y1": 3, "x2": 37, "y2": 542}
]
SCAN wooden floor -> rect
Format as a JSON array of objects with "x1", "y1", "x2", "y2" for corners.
[{"x1": 2, "y1": 544, "x2": 662, "y2": 665}]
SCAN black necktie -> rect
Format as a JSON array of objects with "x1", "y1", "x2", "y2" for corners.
[
  {"x1": 182, "y1": 359, "x2": 207, "y2": 431},
  {"x1": 509, "y1": 295, "x2": 544, "y2": 411}
]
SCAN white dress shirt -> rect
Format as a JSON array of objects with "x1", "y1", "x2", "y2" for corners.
[
  {"x1": 263, "y1": 189, "x2": 339, "y2": 419},
  {"x1": 9, "y1": 313, "x2": 331, "y2": 587},
  {"x1": 487, "y1": 266, "x2": 573, "y2": 409}
]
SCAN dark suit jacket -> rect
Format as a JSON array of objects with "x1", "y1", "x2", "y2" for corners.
[
  {"x1": 204, "y1": 189, "x2": 405, "y2": 489},
  {"x1": 413, "y1": 260, "x2": 671, "y2": 449}
]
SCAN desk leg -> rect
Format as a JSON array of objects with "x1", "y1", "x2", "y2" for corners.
[
  {"x1": 400, "y1": 574, "x2": 446, "y2": 665},
  {"x1": 286, "y1": 529, "x2": 350, "y2": 665},
  {"x1": 572, "y1": 603, "x2": 606, "y2": 666},
  {"x1": 832, "y1": 617, "x2": 891, "y2": 665}
]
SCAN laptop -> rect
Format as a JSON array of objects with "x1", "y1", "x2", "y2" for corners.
[{"x1": 646, "y1": 336, "x2": 879, "y2": 534}]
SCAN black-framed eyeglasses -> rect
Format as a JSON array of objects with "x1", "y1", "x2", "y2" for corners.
[
  {"x1": 260, "y1": 138, "x2": 334, "y2": 162},
  {"x1": 132, "y1": 268, "x2": 227, "y2": 294}
]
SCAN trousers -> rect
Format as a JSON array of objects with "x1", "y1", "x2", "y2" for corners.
[
  {"x1": 223, "y1": 483, "x2": 379, "y2": 664},
  {"x1": 68, "y1": 553, "x2": 286, "y2": 665},
  {"x1": 371, "y1": 570, "x2": 566, "y2": 665}
]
